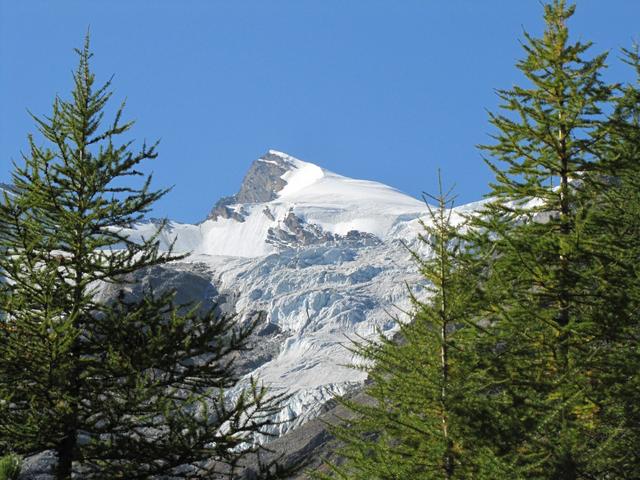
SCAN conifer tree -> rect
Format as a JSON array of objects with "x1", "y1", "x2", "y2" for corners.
[
  {"x1": 317, "y1": 180, "x2": 498, "y2": 479},
  {"x1": 573, "y1": 45, "x2": 640, "y2": 477},
  {"x1": 316, "y1": 3, "x2": 638, "y2": 479},
  {"x1": 466, "y1": 1, "x2": 628, "y2": 477},
  {"x1": 0, "y1": 37, "x2": 285, "y2": 479}
]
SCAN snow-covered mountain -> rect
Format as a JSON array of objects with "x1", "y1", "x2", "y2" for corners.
[
  {"x1": 124, "y1": 150, "x2": 453, "y2": 437},
  {"x1": 124, "y1": 150, "x2": 428, "y2": 257}
]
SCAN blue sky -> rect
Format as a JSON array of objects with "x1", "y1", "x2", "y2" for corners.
[{"x1": 1, "y1": 1, "x2": 639, "y2": 223}]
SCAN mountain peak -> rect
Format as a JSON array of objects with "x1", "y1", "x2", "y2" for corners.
[
  {"x1": 207, "y1": 150, "x2": 313, "y2": 221},
  {"x1": 261, "y1": 149, "x2": 297, "y2": 164}
]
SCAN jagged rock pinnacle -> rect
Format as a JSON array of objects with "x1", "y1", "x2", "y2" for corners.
[{"x1": 207, "y1": 150, "x2": 296, "y2": 221}]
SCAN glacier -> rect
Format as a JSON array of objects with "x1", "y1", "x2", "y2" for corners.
[{"x1": 123, "y1": 149, "x2": 469, "y2": 438}]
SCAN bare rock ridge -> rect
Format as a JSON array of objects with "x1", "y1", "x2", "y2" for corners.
[
  {"x1": 266, "y1": 208, "x2": 381, "y2": 251},
  {"x1": 207, "y1": 150, "x2": 292, "y2": 221}
]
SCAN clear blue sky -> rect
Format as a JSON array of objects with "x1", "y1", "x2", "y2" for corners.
[{"x1": 1, "y1": 1, "x2": 638, "y2": 223}]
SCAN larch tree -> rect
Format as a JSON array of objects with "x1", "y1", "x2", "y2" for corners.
[
  {"x1": 318, "y1": 179, "x2": 498, "y2": 479},
  {"x1": 465, "y1": 1, "x2": 633, "y2": 477},
  {"x1": 0, "y1": 37, "x2": 286, "y2": 479},
  {"x1": 315, "y1": 2, "x2": 639, "y2": 479},
  {"x1": 573, "y1": 44, "x2": 640, "y2": 477}
]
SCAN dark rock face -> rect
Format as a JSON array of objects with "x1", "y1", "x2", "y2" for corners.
[
  {"x1": 227, "y1": 310, "x2": 288, "y2": 375},
  {"x1": 95, "y1": 264, "x2": 221, "y2": 315},
  {"x1": 234, "y1": 152, "x2": 290, "y2": 204},
  {"x1": 207, "y1": 151, "x2": 292, "y2": 221},
  {"x1": 262, "y1": 206, "x2": 276, "y2": 221},
  {"x1": 208, "y1": 196, "x2": 248, "y2": 222}
]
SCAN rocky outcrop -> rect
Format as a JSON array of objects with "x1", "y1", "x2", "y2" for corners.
[
  {"x1": 207, "y1": 151, "x2": 292, "y2": 221},
  {"x1": 18, "y1": 451, "x2": 56, "y2": 480},
  {"x1": 95, "y1": 263, "x2": 221, "y2": 313},
  {"x1": 266, "y1": 209, "x2": 381, "y2": 251}
]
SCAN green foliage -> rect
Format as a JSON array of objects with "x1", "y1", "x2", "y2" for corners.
[
  {"x1": 570, "y1": 44, "x2": 640, "y2": 478},
  {"x1": 319, "y1": 2, "x2": 640, "y2": 479},
  {"x1": 0, "y1": 36, "x2": 286, "y2": 479},
  {"x1": 466, "y1": 1, "x2": 640, "y2": 477},
  {"x1": 0, "y1": 454, "x2": 21, "y2": 480},
  {"x1": 318, "y1": 178, "x2": 504, "y2": 479}
]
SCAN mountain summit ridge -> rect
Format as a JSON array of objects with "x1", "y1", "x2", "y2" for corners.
[{"x1": 125, "y1": 150, "x2": 429, "y2": 258}]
